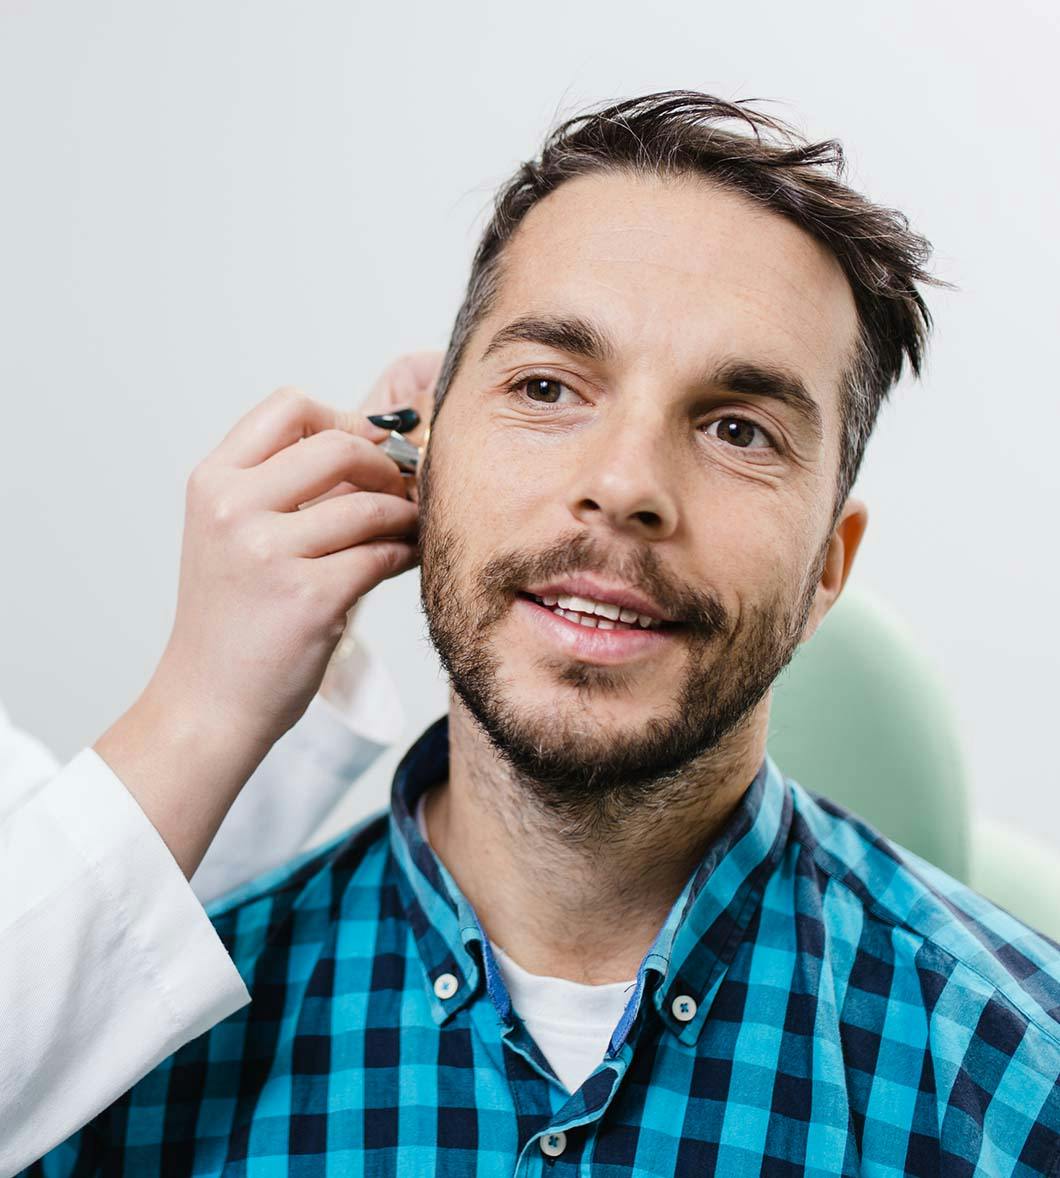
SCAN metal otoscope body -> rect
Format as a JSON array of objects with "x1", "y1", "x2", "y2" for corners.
[
  {"x1": 380, "y1": 431, "x2": 420, "y2": 475},
  {"x1": 368, "y1": 409, "x2": 423, "y2": 475}
]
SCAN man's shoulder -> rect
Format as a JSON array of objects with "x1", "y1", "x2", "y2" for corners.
[
  {"x1": 786, "y1": 777, "x2": 1060, "y2": 1053},
  {"x1": 203, "y1": 808, "x2": 393, "y2": 966}
]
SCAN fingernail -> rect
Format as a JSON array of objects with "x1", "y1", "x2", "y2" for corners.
[{"x1": 367, "y1": 408, "x2": 420, "y2": 434}]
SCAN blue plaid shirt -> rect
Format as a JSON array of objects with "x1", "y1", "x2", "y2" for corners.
[{"x1": 30, "y1": 717, "x2": 1060, "y2": 1176}]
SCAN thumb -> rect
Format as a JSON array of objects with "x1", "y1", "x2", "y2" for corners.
[{"x1": 360, "y1": 351, "x2": 443, "y2": 419}]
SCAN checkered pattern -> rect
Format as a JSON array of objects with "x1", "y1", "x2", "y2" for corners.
[{"x1": 26, "y1": 717, "x2": 1060, "y2": 1176}]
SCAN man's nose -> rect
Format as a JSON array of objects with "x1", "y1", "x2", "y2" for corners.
[{"x1": 564, "y1": 405, "x2": 680, "y2": 542}]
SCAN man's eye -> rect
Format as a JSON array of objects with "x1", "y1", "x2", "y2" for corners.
[
  {"x1": 511, "y1": 377, "x2": 579, "y2": 405},
  {"x1": 705, "y1": 416, "x2": 775, "y2": 450}
]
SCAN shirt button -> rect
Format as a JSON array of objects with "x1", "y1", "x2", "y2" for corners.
[
  {"x1": 433, "y1": 972, "x2": 459, "y2": 1000},
  {"x1": 671, "y1": 994, "x2": 697, "y2": 1022},
  {"x1": 539, "y1": 1130, "x2": 567, "y2": 1158}
]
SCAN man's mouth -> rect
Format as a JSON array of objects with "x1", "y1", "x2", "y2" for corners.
[{"x1": 519, "y1": 591, "x2": 674, "y2": 632}]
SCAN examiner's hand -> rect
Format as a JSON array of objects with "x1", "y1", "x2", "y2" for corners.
[
  {"x1": 158, "y1": 386, "x2": 421, "y2": 740},
  {"x1": 93, "y1": 384, "x2": 421, "y2": 877}
]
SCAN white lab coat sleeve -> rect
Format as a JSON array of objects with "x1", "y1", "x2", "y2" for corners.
[
  {"x1": 0, "y1": 747, "x2": 250, "y2": 1177},
  {"x1": 189, "y1": 637, "x2": 404, "y2": 903},
  {"x1": 0, "y1": 638, "x2": 402, "y2": 1172}
]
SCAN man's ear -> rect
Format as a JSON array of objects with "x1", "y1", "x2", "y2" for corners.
[{"x1": 800, "y1": 497, "x2": 869, "y2": 644}]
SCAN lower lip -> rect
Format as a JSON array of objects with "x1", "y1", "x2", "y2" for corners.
[{"x1": 513, "y1": 596, "x2": 676, "y2": 665}]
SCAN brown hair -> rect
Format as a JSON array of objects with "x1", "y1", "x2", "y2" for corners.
[{"x1": 433, "y1": 90, "x2": 944, "y2": 519}]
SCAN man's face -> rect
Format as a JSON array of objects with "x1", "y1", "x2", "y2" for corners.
[{"x1": 419, "y1": 171, "x2": 860, "y2": 801}]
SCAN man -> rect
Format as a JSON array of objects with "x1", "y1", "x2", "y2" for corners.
[{"x1": 28, "y1": 91, "x2": 1060, "y2": 1177}]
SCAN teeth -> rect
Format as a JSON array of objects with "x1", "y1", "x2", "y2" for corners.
[
  {"x1": 551, "y1": 593, "x2": 661, "y2": 627},
  {"x1": 541, "y1": 598, "x2": 668, "y2": 633},
  {"x1": 547, "y1": 604, "x2": 657, "y2": 632},
  {"x1": 557, "y1": 607, "x2": 596, "y2": 627}
]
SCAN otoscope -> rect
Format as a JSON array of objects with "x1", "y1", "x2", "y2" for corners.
[{"x1": 368, "y1": 409, "x2": 424, "y2": 476}]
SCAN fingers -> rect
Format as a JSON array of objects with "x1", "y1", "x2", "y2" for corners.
[
  {"x1": 215, "y1": 386, "x2": 389, "y2": 469},
  {"x1": 295, "y1": 481, "x2": 358, "y2": 510},
  {"x1": 290, "y1": 490, "x2": 419, "y2": 558},
  {"x1": 313, "y1": 538, "x2": 420, "y2": 600},
  {"x1": 252, "y1": 428, "x2": 409, "y2": 510}
]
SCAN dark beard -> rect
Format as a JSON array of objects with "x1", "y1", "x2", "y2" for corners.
[{"x1": 417, "y1": 448, "x2": 822, "y2": 817}]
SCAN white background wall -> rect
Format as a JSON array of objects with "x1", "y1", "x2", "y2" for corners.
[{"x1": 1, "y1": 0, "x2": 1057, "y2": 852}]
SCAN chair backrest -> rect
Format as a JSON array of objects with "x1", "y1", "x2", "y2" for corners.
[{"x1": 767, "y1": 584, "x2": 972, "y2": 882}]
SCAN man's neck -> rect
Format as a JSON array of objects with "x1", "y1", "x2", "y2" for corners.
[{"x1": 421, "y1": 693, "x2": 770, "y2": 985}]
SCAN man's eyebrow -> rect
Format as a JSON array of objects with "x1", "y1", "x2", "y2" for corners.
[
  {"x1": 480, "y1": 314, "x2": 617, "y2": 364},
  {"x1": 707, "y1": 360, "x2": 824, "y2": 442}
]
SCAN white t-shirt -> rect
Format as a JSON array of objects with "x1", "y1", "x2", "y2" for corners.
[{"x1": 414, "y1": 794, "x2": 636, "y2": 1094}]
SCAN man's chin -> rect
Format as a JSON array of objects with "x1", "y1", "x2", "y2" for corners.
[
  {"x1": 459, "y1": 685, "x2": 702, "y2": 799},
  {"x1": 498, "y1": 679, "x2": 667, "y2": 735}
]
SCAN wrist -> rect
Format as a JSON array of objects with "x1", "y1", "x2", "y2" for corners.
[
  {"x1": 148, "y1": 640, "x2": 292, "y2": 754},
  {"x1": 92, "y1": 669, "x2": 276, "y2": 879}
]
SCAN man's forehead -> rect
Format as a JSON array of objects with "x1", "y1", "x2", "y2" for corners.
[{"x1": 487, "y1": 171, "x2": 859, "y2": 395}]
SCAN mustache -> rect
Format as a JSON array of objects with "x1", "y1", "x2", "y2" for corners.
[{"x1": 473, "y1": 531, "x2": 729, "y2": 637}]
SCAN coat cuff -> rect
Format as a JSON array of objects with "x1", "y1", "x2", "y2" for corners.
[{"x1": 40, "y1": 747, "x2": 250, "y2": 1034}]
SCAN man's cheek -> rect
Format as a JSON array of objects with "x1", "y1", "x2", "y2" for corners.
[{"x1": 484, "y1": 473, "x2": 545, "y2": 531}]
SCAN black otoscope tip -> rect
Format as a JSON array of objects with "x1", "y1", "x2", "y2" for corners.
[{"x1": 367, "y1": 408, "x2": 420, "y2": 434}]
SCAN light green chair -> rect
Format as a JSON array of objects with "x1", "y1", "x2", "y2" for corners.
[{"x1": 768, "y1": 584, "x2": 1060, "y2": 941}]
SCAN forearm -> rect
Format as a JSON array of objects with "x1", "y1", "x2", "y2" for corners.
[
  {"x1": 92, "y1": 669, "x2": 276, "y2": 880},
  {"x1": 191, "y1": 626, "x2": 405, "y2": 903}
]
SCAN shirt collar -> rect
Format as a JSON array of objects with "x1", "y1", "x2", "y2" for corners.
[
  {"x1": 388, "y1": 716, "x2": 792, "y2": 1038},
  {"x1": 388, "y1": 717, "x2": 488, "y2": 1025},
  {"x1": 632, "y1": 751, "x2": 792, "y2": 1046}
]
